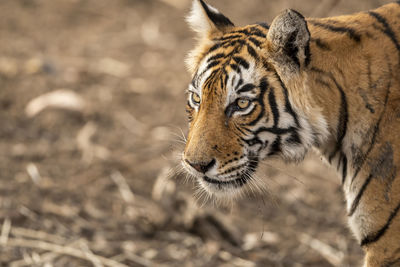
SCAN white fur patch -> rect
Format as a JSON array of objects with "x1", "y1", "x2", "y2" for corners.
[
  {"x1": 224, "y1": 60, "x2": 259, "y2": 108},
  {"x1": 186, "y1": 0, "x2": 220, "y2": 35}
]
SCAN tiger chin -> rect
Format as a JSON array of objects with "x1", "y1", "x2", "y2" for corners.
[{"x1": 181, "y1": 0, "x2": 400, "y2": 266}]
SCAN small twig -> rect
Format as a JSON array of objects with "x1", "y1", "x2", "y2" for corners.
[
  {"x1": 21, "y1": 250, "x2": 33, "y2": 266},
  {"x1": 79, "y1": 239, "x2": 104, "y2": 267},
  {"x1": 124, "y1": 254, "x2": 156, "y2": 267},
  {"x1": 298, "y1": 233, "x2": 344, "y2": 267},
  {"x1": 76, "y1": 122, "x2": 110, "y2": 163},
  {"x1": 11, "y1": 227, "x2": 66, "y2": 244},
  {"x1": 4, "y1": 238, "x2": 129, "y2": 267},
  {"x1": 26, "y1": 163, "x2": 41, "y2": 186},
  {"x1": 0, "y1": 218, "x2": 11, "y2": 245},
  {"x1": 110, "y1": 171, "x2": 135, "y2": 203},
  {"x1": 25, "y1": 89, "x2": 85, "y2": 118},
  {"x1": 152, "y1": 166, "x2": 175, "y2": 202},
  {"x1": 30, "y1": 252, "x2": 41, "y2": 264},
  {"x1": 9, "y1": 239, "x2": 81, "y2": 267},
  {"x1": 10, "y1": 251, "x2": 59, "y2": 267},
  {"x1": 18, "y1": 206, "x2": 39, "y2": 221}
]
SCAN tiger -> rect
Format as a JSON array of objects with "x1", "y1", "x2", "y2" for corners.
[{"x1": 181, "y1": 0, "x2": 400, "y2": 266}]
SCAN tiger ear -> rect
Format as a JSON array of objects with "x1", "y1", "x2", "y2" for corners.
[
  {"x1": 267, "y1": 9, "x2": 310, "y2": 73},
  {"x1": 186, "y1": 0, "x2": 234, "y2": 36}
]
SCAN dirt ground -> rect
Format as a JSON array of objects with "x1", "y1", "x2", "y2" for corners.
[{"x1": 0, "y1": 0, "x2": 393, "y2": 266}]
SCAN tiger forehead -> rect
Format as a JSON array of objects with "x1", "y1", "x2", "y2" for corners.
[
  {"x1": 192, "y1": 24, "x2": 269, "y2": 90},
  {"x1": 211, "y1": 23, "x2": 269, "y2": 44},
  {"x1": 206, "y1": 23, "x2": 269, "y2": 61}
]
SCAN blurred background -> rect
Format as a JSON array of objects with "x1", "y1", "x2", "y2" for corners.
[{"x1": 0, "y1": 0, "x2": 392, "y2": 266}]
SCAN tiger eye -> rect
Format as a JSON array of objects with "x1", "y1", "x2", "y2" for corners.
[
  {"x1": 237, "y1": 98, "x2": 250, "y2": 109},
  {"x1": 191, "y1": 92, "x2": 201, "y2": 105}
]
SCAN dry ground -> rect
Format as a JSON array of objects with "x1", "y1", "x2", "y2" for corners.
[{"x1": 0, "y1": 0, "x2": 393, "y2": 266}]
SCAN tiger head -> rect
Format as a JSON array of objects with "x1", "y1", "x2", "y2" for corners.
[{"x1": 182, "y1": 0, "x2": 329, "y2": 195}]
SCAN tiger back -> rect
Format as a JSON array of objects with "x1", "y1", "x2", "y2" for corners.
[{"x1": 182, "y1": 1, "x2": 400, "y2": 266}]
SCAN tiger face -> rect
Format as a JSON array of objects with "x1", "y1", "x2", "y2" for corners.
[
  {"x1": 183, "y1": 44, "x2": 264, "y2": 194},
  {"x1": 182, "y1": 0, "x2": 327, "y2": 195}
]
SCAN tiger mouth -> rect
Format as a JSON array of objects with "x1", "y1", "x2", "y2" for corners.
[
  {"x1": 202, "y1": 175, "x2": 249, "y2": 188},
  {"x1": 201, "y1": 155, "x2": 259, "y2": 190}
]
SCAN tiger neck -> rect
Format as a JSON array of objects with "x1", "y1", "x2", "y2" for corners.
[
  {"x1": 307, "y1": 64, "x2": 351, "y2": 184},
  {"x1": 280, "y1": 55, "x2": 362, "y2": 185},
  {"x1": 301, "y1": 46, "x2": 382, "y2": 186}
]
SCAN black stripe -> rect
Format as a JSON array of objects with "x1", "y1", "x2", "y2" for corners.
[
  {"x1": 208, "y1": 43, "x2": 221, "y2": 54},
  {"x1": 234, "y1": 124, "x2": 249, "y2": 136},
  {"x1": 199, "y1": 0, "x2": 234, "y2": 28},
  {"x1": 244, "y1": 78, "x2": 268, "y2": 126},
  {"x1": 268, "y1": 88, "x2": 280, "y2": 127},
  {"x1": 194, "y1": 67, "x2": 214, "y2": 88},
  {"x1": 383, "y1": 259, "x2": 400, "y2": 267},
  {"x1": 351, "y1": 75, "x2": 391, "y2": 184},
  {"x1": 223, "y1": 69, "x2": 229, "y2": 88},
  {"x1": 363, "y1": 60, "x2": 376, "y2": 113},
  {"x1": 232, "y1": 56, "x2": 249, "y2": 69},
  {"x1": 275, "y1": 73, "x2": 300, "y2": 127},
  {"x1": 231, "y1": 28, "x2": 266, "y2": 38},
  {"x1": 304, "y1": 40, "x2": 311, "y2": 67},
  {"x1": 262, "y1": 61, "x2": 274, "y2": 72},
  {"x1": 310, "y1": 21, "x2": 361, "y2": 42},
  {"x1": 230, "y1": 75, "x2": 236, "y2": 88},
  {"x1": 248, "y1": 37, "x2": 262, "y2": 47},
  {"x1": 348, "y1": 173, "x2": 373, "y2": 216},
  {"x1": 286, "y1": 132, "x2": 301, "y2": 145},
  {"x1": 311, "y1": 38, "x2": 331, "y2": 50},
  {"x1": 203, "y1": 70, "x2": 218, "y2": 85},
  {"x1": 214, "y1": 34, "x2": 243, "y2": 42},
  {"x1": 351, "y1": 122, "x2": 380, "y2": 183},
  {"x1": 230, "y1": 63, "x2": 241, "y2": 73},
  {"x1": 268, "y1": 136, "x2": 282, "y2": 156},
  {"x1": 206, "y1": 60, "x2": 220, "y2": 70},
  {"x1": 341, "y1": 154, "x2": 348, "y2": 184},
  {"x1": 310, "y1": 68, "x2": 348, "y2": 161},
  {"x1": 221, "y1": 39, "x2": 245, "y2": 48},
  {"x1": 246, "y1": 45, "x2": 259, "y2": 60},
  {"x1": 220, "y1": 75, "x2": 225, "y2": 91},
  {"x1": 337, "y1": 152, "x2": 343, "y2": 170},
  {"x1": 242, "y1": 136, "x2": 263, "y2": 147},
  {"x1": 361, "y1": 200, "x2": 400, "y2": 246},
  {"x1": 203, "y1": 70, "x2": 218, "y2": 90},
  {"x1": 315, "y1": 78, "x2": 333, "y2": 91},
  {"x1": 310, "y1": 67, "x2": 324, "y2": 74},
  {"x1": 249, "y1": 27, "x2": 267, "y2": 38},
  {"x1": 237, "y1": 83, "x2": 255, "y2": 93},
  {"x1": 255, "y1": 126, "x2": 296, "y2": 135},
  {"x1": 250, "y1": 29, "x2": 267, "y2": 39},
  {"x1": 304, "y1": 21, "x2": 311, "y2": 67},
  {"x1": 207, "y1": 53, "x2": 225, "y2": 62},
  {"x1": 329, "y1": 77, "x2": 348, "y2": 162},
  {"x1": 257, "y1": 23, "x2": 269, "y2": 30},
  {"x1": 368, "y1": 11, "x2": 400, "y2": 62},
  {"x1": 237, "y1": 78, "x2": 243, "y2": 88}
]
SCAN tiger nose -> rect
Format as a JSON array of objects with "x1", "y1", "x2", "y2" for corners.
[{"x1": 185, "y1": 159, "x2": 216, "y2": 173}]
